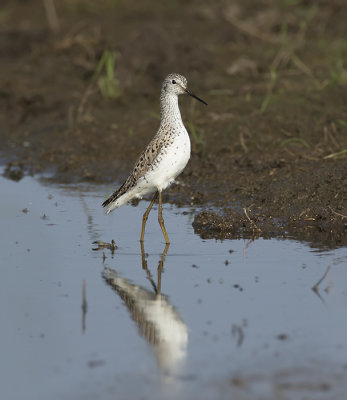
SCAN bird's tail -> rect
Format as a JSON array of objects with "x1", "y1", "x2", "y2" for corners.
[
  {"x1": 103, "y1": 200, "x2": 119, "y2": 214},
  {"x1": 102, "y1": 174, "x2": 137, "y2": 213},
  {"x1": 102, "y1": 183, "x2": 126, "y2": 214}
]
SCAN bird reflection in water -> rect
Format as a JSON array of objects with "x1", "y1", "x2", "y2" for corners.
[{"x1": 102, "y1": 243, "x2": 188, "y2": 375}]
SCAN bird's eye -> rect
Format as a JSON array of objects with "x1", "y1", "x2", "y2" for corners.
[{"x1": 171, "y1": 80, "x2": 176, "y2": 84}]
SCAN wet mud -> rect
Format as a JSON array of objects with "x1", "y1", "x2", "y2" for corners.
[{"x1": 1, "y1": 0, "x2": 346, "y2": 247}]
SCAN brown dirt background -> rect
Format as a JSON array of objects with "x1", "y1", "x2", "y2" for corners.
[{"x1": 1, "y1": 0, "x2": 346, "y2": 248}]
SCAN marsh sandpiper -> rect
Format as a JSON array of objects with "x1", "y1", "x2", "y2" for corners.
[{"x1": 102, "y1": 73, "x2": 207, "y2": 244}]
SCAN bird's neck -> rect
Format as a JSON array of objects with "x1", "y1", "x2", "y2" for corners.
[{"x1": 159, "y1": 93, "x2": 183, "y2": 128}]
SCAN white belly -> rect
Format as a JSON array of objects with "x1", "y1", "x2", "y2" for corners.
[
  {"x1": 146, "y1": 130, "x2": 191, "y2": 191},
  {"x1": 106, "y1": 131, "x2": 191, "y2": 212}
]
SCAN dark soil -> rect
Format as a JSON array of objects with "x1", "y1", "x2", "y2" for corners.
[{"x1": 1, "y1": 0, "x2": 346, "y2": 248}]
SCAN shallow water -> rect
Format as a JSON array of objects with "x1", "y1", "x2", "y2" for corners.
[{"x1": 1, "y1": 174, "x2": 347, "y2": 400}]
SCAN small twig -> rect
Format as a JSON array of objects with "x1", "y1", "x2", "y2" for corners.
[
  {"x1": 243, "y1": 238, "x2": 254, "y2": 257},
  {"x1": 243, "y1": 207, "x2": 262, "y2": 232},
  {"x1": 312, "y1": 266, "x2": 331, "y2": 292},
  {"x1": 76, "y1": 83, "x2": 96, "y2": 124},
  {"x1": 82, "y1": 280, "x2": 87, "y2": 333},
  {"x1": 328, "y1": 205, "x2": 347, "y2": 219},
  {"x1": 42, "y1": 0, "x2": 60, "y2": 33},
  {"x1": 290, "y1": 53, "x2": 312, "y2": 76},
  {"x1": 231, "y1": 324, "x2": 245, "y2": 347},
  {"x1": 324, "y1": 149, "x2": 347, "y2": 160},
  {"x1": 224, "y1": 7, "x2": 279, "y2": 44},
  {"x1": 328, "y1": 130, "x2": 339, "y2": 148},
  {"x1": 239, "y1": 132, "x2": 248, "y2": 153}
]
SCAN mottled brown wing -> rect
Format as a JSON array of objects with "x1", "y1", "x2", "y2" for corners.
[
  {"x1": 102, "y1": 134, "x2": 164, "y2": 208},
  {"x1": 132, "y1": 134, "x2": 164, "y2": 180}
]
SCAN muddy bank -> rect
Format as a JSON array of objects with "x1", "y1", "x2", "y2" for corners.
[
  {"x1": 0, "y1": 0, "x2": 346, "y2": 247},
  {"x1": 193, "y1": 161, "x2": 347, "y2": 247},
  {"x1": 188, "y1": 158, "x2": 347, "y2": 248}
]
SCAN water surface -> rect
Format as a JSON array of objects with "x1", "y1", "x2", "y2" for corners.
[{"x1": 1, "y1": 175, "x2": 346, "y2": 400}]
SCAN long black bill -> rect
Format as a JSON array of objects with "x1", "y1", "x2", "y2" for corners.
[{"x1": 185, "y1": 88, "x2": 208, "y2": 105}]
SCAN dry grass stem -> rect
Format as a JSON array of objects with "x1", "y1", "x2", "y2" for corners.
[
  {"x1": 239, "y1": 132, "x2": 248, "y2": 153},
  {"x1": 328, "y1": 206, "x2": 347, "y2": 219},
  {"x1": 312, "y1": 266, "x2": 331, "y2": 292},
  {"x1": 43, "y1": 0, "x2": 60, "y2": 33},
  {"x1": 224, "y1": 7, "x2": 279, "y2": 44},
  {"x1": 77, "y1": 83, "x2": 96, "y2": 124},
  {"x1": 81, "y1": 279, "x2": 87, "y2": 333},
  {"x1": 243, "y1": 207, "x2": 262, "y2": 232}
]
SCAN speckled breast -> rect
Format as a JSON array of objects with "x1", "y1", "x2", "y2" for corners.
[{"x1": 147, "y1": 129, "x2": 191, "y2": 191}]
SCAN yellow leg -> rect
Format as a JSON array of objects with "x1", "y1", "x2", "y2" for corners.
[
  {"x1": 140, "y1": 192, "x2": 158, "y2": 242},
  {"x1": 140, "y1": 241, "x2": 147, "y2": 270},
  {"x1": 158, "y1": 190, "x2": 170, "y2": 244},
  {"x1": 157, "y1": 243, "x2": 170, "y2": 294}
]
